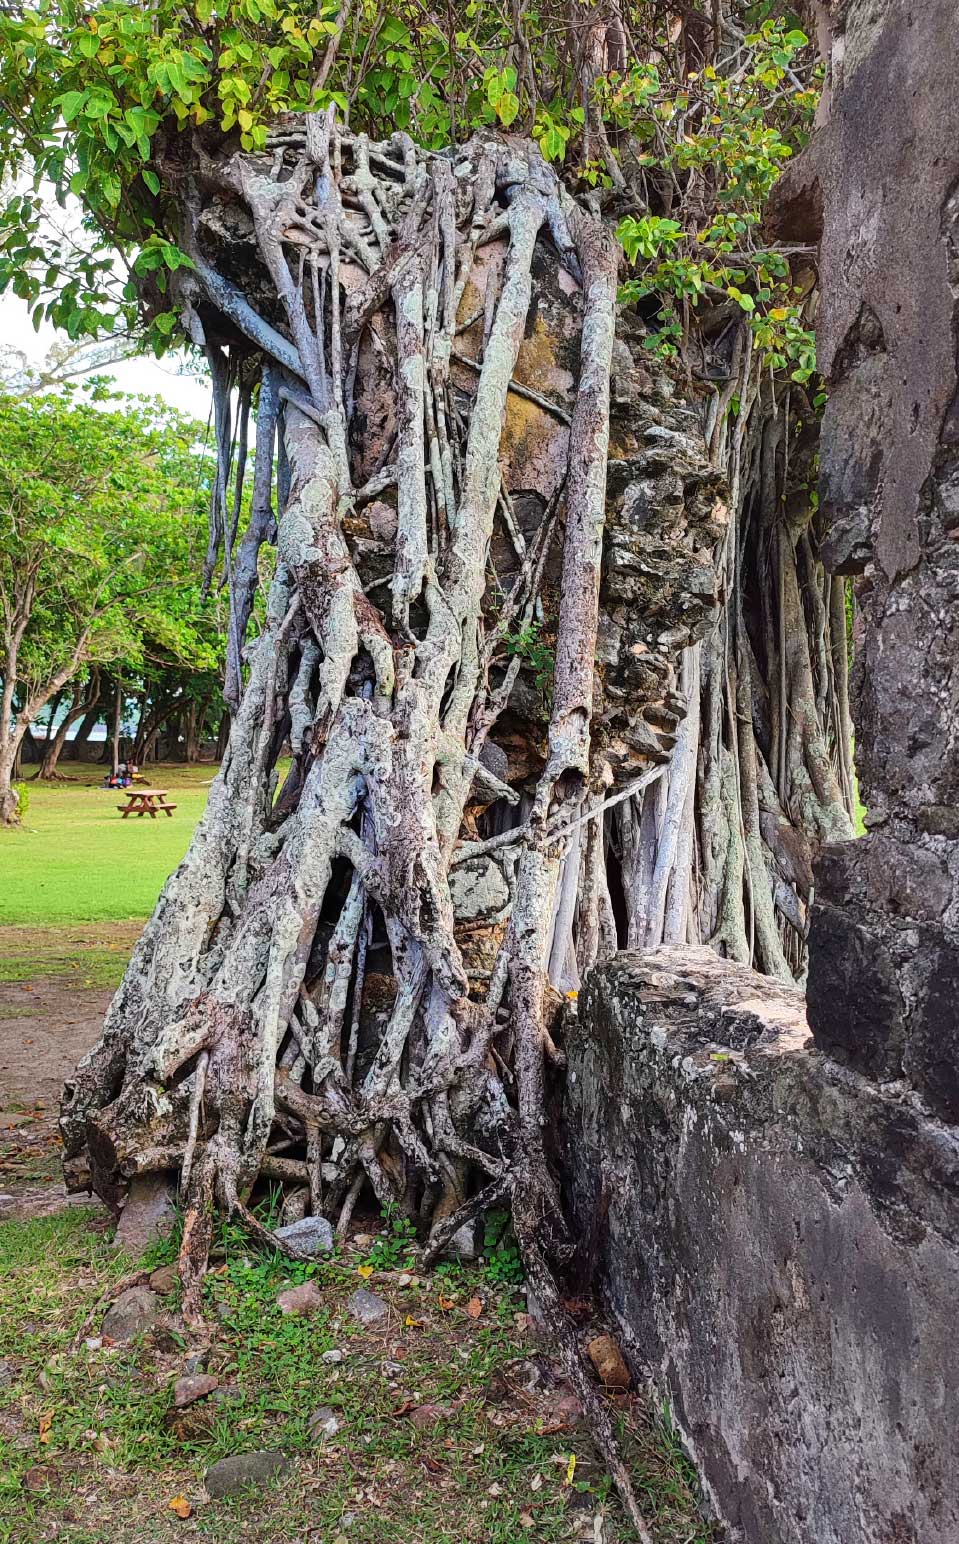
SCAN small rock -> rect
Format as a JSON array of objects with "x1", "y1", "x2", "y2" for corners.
[
  {"x1": 274, "y1": 1215, "x2": 334, "y2": 1257},
  {"x1": 115, "y1": 1175, "x2": 176, "y2": 1257},
  {"x1": 204, "y1": 1450, "x2": 289, "y2": 1499},
  {"x1": 175, "y1": 1374, "x2": 219, "y2": 1409},
  {"x1": 586, "y1": 1333, "x2": 631, "y2": 1390},
  {"x1": 322, "y1": 1349, "x2": 344, "y2": 1365},
  {"x1": 23, "y1": 1466, "x2": 52, "y2": 1493},
  {"x1": 449, "y1": 1222, "x2": 478, "y2": 1261},
  {"x1": 409, "y1": 1403, "x2": 447, "y2": 1429},
  {"x1": 83, "y1": 1337, "x2": 102, "y2": 1352},
  {"x1": 277, "y1": 1281, "x2": 324, "y2": 1317},
  {"x1": 184, "y1": 1353, "x2": 206, "y2": 1376},
  {"x1": 149, "y1": 1264, "x2": 179, "y2": 1294},
  {"x1": 347, "y1": 1288, "x2": 389, "y2": 1327},
  {"x1": 307, "y1": 1406, "x2": 340, "y2": 1442},
  {"x1": 352, "y1": 1233, "x2": 374, "y2": 1249},
  {"x1": 102, "y1": 1286, "x2": 159, "y2": 1344},
  {"x1": 0, "y1": 1359, "x2": 13, "y2": 1387}
]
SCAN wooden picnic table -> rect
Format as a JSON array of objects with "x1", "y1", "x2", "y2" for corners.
[{"x1": 117, "y1": 787, "x2": 177, "y2": 819}]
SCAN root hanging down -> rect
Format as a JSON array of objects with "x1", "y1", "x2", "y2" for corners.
[{"x1": 60, "y1": 112, "x2": 852, "y2": 1535}]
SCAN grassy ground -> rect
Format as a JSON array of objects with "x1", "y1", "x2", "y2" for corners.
[
  {"x1": 0, "y1": 762, "x2": 215, "y2": 926},
  {"x1": 0, "y1": 1209, "x2": 716, "y2": 1544}
]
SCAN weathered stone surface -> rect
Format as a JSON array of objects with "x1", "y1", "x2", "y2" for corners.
[
  {"x1": 567, "y1": 949, "x2": 959, "y2": 1544},
  {"x1": 585, "y1": 1334, "x2": 630, "y2": 1390},
  {"x1": 347, "y1": 1288, "x2": 389, "y2": 1327},
  {"x1": 306, "y1": 1406, "x2": 340, "y2": 1441},
  {"x1": 101, "y1": 1286, "x2": 159, "y2": 1344},
  {"x1": 149, "y1": 1264, "x2": 179, "y2": 1295},
  {"x1": 772, "y1": 0, "x2": 959, "y2": 1117},
  {"x1": 115, "y1": 1175, "x2": 176, "y2": 1256},
  {"x1": 174, "y1": 1374, "x2": 219, "y2": 1409},
  {"x1": 274, "y1": 1215, "x2": 334, "y2": 1257},
  {"x1": 204, "y1": 1450, "x2": 289, "y2": 1499},
  {"x1": 276, "y1": 1281, "x2": 324, "y2": 1316}
]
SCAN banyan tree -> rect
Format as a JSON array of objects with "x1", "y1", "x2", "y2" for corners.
[{"x1": 0, "y1": 0, "x2": 853, "y2": 1528}]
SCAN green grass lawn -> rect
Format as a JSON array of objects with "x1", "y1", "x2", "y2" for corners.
[{"x1": 0, "y1": 761, "x2": 215, "y2": 926}]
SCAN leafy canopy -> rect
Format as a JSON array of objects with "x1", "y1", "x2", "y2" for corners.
[
  {"x1": 0, "y1": 387, "x2": 220, "y2": 704},
  {"x1": 0, "y1": 0, "x2": 818, "y2": 373}
]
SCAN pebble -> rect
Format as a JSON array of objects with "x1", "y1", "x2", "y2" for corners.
[
  {"x1": 174, "y1": 1374, "x2": 219, "y2": 1409},
  {"x1": 101, "y1": 1286, "x2": 158, "y2": 1344},
  {"x1": 0, "y1": 1360, "x2": 13, "y2": 1387},
  {"x1": 149, "y1": 1264, "x2": 179, "y2": 1295},
  {"x1": 204, "y1": 1450, "x2": 289, "y2": 1499},
  {"x1": 347, "y1": 1288, "x2": 389, "y2": 1327},
  {"x1": 277, "y1": 1281, "x2": 324, "y2": 1317},
  {"x1": 586, "y1": 1333, "x2": 631, "y2": 1390},
  {"x1": 307, "y1": 1406, "x2": 340, "y2": 1442},
  {"x1": 274, "y1": 1215, "x2": 334, "y2": 1257},
  {"x1": 322, "y1": 1348, "x2": 344, "y2": 1365}
]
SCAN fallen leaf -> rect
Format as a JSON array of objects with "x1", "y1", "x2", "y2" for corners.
[
  {"x1": 38, "y1": 1412, "x2": 53, "y2": 1445},
  {"x1": 390, "y1": 1399, "x2": 415, "y2": 1418},
  {"x1": 465, "y1": 1296, "x2": 483, "y2": 1319},
  {"x1": 520, "y1": 1512, "x2": 534, "y2": 1528},
  {"x1": 357, "y1": 1264, "x2": 374, "y2": 1279},
  {"x1": 565, "y1": 1453, "x2": 577, "y2": 1486},
  {"x1": 531, "y1": 1472, "x2": 544, "y2": 1492},
  {"x1": 437, "y1": 1294, "x2": 456, "y2": 1311},
  {"x1": 168, "y1": 1495, "x2": 191, "y2": 1519},
  {"x1": 404, "y1": 1314, "x2": 424, "y2": 1329}
]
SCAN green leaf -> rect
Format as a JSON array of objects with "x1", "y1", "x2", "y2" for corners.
[
  {"x1": 142, "y1": 169, "x2": 160, "y2": 195},
  {"x1": 57, "y1": 90, "x2": 89, "y2": 123}
]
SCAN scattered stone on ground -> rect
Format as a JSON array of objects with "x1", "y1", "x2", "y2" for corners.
[
  {"x1": 204, "y1": 1450, "x2": 289, "y2": 1499},
  {"x1": 174, "y1": 1374, "x2": 219, "y2": 1408},
  {"x1": 0, "y1": 1359, "x2": 12, "y2": 1386},
  {"x1": 322, "y1": 1348, "x2": 344, "y2": 1364},
  {"x1": 409, "y1": 1403, "x2": 449, "y2": 1429},
  {"x1": 307, "y1": 1406, "x2": 340, "y2": 1441},
  {"x1": 449, "y1": 1222, "x2": 478, "y2": 1260},
  {"x1": 586, "y1": 1333, "x2": 631, "y2": 1390},
  {"x1": 276, "y1": 1280, "x2": 324, "y2": 1316},
  {"x1": 347, "y1": 1287, "x2": 389, "y2": 1327},
  {"x1": 115, "y1": 1174, "x2": 175, "y2": 1255},
  {"x1": 274, "y1": 1214, "x2": 334, "y2": 1256},
  {"x1": 101, "y1": 1285, "x2": 158, "y2": 1344},
  {"x1": 149, "y1": 1264, "x2": 179, "y2": 1294}
]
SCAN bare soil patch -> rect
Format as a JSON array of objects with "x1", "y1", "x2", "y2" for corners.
[{"x1": 0, "y1": 971, "x2": 113, "y2": 1220}]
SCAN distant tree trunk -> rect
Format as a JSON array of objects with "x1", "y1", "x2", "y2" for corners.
[
  {"x1": 34, "y1": 678, "x2": 101, "y2": 779},
  {"x1": 185, "y1": 697, "x2": 207, "y2": 762},
  {"x1": 215, "y1": 711, "x2": 229, "y2": 760},
  {"x1": 110, "y1": 682, "x2": 122, "y2": 775},
  {"x1": 72, "y1": 692, "x2": 104, "y2": 759}
]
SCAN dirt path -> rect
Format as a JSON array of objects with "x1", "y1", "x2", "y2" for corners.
[{"x1": 0, "y1": 976, "x2": 112, "y2": 1221}]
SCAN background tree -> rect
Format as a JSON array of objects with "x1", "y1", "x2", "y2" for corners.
[{"x1": 0, "y1": 388, "x2": 218, "y2": 820}]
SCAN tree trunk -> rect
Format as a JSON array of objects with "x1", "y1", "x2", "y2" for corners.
[
  {"x1": 0, "y1": 742, "x2": 20, "y2": 824},
  {"x1": 72, "y1": 695, "x2": 104, "y2": 758},
  {"x1": 34, "y1": 677, "x2": 101, "y2": 780},
  {"x1": 62, "y1": 112, "x2": 848, "y2": 1356}
]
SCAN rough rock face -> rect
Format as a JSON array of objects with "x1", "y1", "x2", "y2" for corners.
[
  {"x1": 769, "y1": 1, "x2": 959, "y2": 1116},
  {"x1": 566, "y1": 948, "x2": 959, "y2": 1544}
]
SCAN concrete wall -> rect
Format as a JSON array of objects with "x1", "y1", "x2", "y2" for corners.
[{"x1": 567, "y1": 948, "x2": 959, "y2": 1544}]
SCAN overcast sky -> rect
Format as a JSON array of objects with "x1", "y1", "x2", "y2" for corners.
[{"x1": 1, "y1": 288, "x2": 212, "y2": 420}]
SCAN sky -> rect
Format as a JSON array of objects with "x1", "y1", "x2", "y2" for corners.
[{"x1": 0, "y1": 287, "x2": 212, "y2": 420}]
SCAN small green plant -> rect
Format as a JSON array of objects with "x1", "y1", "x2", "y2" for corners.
[
  {"x1": 364, "y1": 1201, "x2": 418, "y2": 1271},
  {"x1": 504, "y1": 619, "x2": 555, "y2": 693},
  {"x1": 482, "y1": 1209, "x2": 525, "y2": 1287}
]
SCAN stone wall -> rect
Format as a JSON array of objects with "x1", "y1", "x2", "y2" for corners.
[
  {"x1": 566, "y1": 948, "x2": 959, "y2": 1544},
  {"x1": 768, "y1": 0, "x2": 959, "y2": 1118}
]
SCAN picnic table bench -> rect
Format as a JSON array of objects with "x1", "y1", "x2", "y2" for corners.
[{"x1": 117, "y1": 788, "x2": 177, "y2": 819}]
